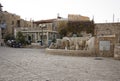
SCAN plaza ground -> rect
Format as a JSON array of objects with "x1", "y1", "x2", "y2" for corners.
[{"x1": 0, "y1": 47, "x2": 120, "y2": 81}]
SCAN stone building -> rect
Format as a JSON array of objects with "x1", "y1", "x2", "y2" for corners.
[
  {"x1": 33, "y1": 19, "x2": 58, "y2": 45},
  {"x1": 0, "y1": 11, "x2": 20, "y2": 37},
  {"x1": 95, "y1": 23, "x2": 120, "y2": 43},
  {"x1": 68, "y1": 14, "x2": 90, "y2": 21},
  {"x1": 0, "y1": 3, "x2": 33, "y2": 39},
  {"x1": 0, "y1": 11, "x2": 33, "y2": 38},
  {"x1": 95, "y1": 35, "x2": 116, "y2": 57},
  {"x1": 94, "y1": 23, "x2": 120, "y2": 57},
  {"x1": 0, "y1": 27, "x2": 1, "y2": 45},
  {"x1": 15, "y1": 19, "x2": 58, "y2": 46},
  {"x1": 16, "y1": 14, "x2": 92, "y2": 47}
]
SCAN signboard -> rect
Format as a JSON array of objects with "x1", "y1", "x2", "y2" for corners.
[{"x1": 99, "y1": 41, "x2": 110, "y2": 51}]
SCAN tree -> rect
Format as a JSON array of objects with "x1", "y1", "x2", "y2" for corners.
[
  {"x1": 4, "y1": 34, "x2": 15, "y2": 42},
  {"x1": 57, "y1": 20, "x2": 94, "y2": 37},
  {"x1": 16, "y1": 31, "x2": 26, "y2": 45},
  {"x1": 57, "y1": 20, "x2": 68, "y2": 38},
  {"x1": 67, "y1": 21, "x2": 94, "y2": 36}
]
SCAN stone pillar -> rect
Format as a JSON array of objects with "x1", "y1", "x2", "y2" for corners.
[
  {"x1": 46, "y1": 32, "x2": 49, "y2": 45},
  {"x1": 34, "y1": 33, "x2": 37, "y2": 43},
  {"x1": 38, "y1": 32, "x2": 40, "y2": 41},
  {"x1": 37, "y1": 32, "x2": 39, "y2": 42}
]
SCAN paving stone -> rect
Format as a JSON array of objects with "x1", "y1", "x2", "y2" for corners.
[{"x1": 0, "y1": 47, "x2": 120, "y2": 81}]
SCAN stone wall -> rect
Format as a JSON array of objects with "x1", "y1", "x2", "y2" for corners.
[
  {"x1": 0, "y1": 28, "x2": 1, "y2": 45},
  {"x1": 114, "y1": 44, "x2": 120, "y2": 60},
  {"x1": 94, "y1": 23, "x2": 120, "y2": 57},
  {"x1": 0, "y1": 11, "x2": 20, "y2": 35},
  {"x1": 95, "y1": 23, "x2": 120, "y2": 43},
  {"x1": 95, "y1": 35, "x2": 116, "y2": 57},
  {"x1": 46, "y1": 48, "x2": 96, "y2": 56},
  {"x1": 0, "y1": 11, "x2": 33, "y2": 38}
]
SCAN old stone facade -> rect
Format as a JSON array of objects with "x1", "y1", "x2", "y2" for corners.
[
  {"x1": 0, "y1": 11, "x2": 20, "y2": 37},
  {"x1": 95, "y1": 23, "x2": 120, "y2": 43},
  {"x1": 0, "y1": 28, "x2": 1, "y2": 45},
  {"x1": 114, "y1": 44, "x2": 120, "y2": 60},
  {"x1": 94, "y1": 23, "x2": 120, "y2": 57},
  {"x1": 68, "y1": 14, "x2": 90, "y2": 21},
  {"x1": 0, "y1": 11, "x2": 33, "y2": 38},
  {"x1": 15, "y1": 19, "x2": 58, "y2": 46},
  {"x1": 15, "y1": 14, "x2": 91, "y2": 46},
  {"x1": 0, "y1": 3, "x2": 33, "y2": 39},
  {"x1": 95, "y1": 35, "x2": 116, "y2": 57}
]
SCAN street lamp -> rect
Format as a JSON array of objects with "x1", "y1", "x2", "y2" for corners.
[{"x1": 39, "y1": 24, "x2": 46, "y2": 46}]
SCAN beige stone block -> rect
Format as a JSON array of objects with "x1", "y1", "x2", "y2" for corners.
[{"x1": 114, "y1": 46, "x2": 120, "y2": 60}]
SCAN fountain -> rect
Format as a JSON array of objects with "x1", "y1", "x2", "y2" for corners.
[{"x1": 46, "y1": 36, "x2": 96, "y2": 56}]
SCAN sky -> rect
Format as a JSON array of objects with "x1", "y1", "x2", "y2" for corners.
[{"x1": 0, "y1": 0, "x2": 120, "y2": 23}]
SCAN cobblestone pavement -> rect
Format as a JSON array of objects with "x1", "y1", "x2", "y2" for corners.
[{"x1": 0, "y1": 47, "x2": 120, "y2": 81}]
